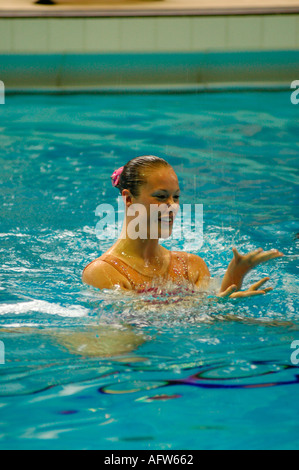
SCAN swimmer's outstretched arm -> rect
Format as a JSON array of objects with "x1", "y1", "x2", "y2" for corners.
[{"x1": 218, "y1": 247, "x2": 284, "y2": 299}]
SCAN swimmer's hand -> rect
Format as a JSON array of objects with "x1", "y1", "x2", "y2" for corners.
[
  {"x1": 219, "y1": 247, "x2": 284, "y2": 295},
  {"x1": 218, "y1": 277, "x2": 273, "y2": 298},
  {"x1": 231, "y1": 247, "x2": 284, "y2": 271}
]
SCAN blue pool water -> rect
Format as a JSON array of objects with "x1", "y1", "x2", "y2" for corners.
[{"x1": 0, "y1": 91, "x2": 298, "y2": 450}]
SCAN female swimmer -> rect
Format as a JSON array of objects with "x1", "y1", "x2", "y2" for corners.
[{"x1": 82, "y1": 156, "x2": 283, "y2": 298}]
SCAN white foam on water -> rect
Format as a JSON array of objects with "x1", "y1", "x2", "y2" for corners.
[
  {"x1": 0, "y1": 300, "x2": 89, "y2": 318},
  {"x1": 0, "y1": 233, "x2": 30, "y2": 238}
]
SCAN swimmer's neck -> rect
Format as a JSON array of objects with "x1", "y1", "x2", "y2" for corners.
[{"x1": 112, "y1": 236, "x2": 166, "y2": 263}]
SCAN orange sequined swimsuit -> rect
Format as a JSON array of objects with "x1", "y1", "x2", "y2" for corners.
[{"x1": 84, "y1": 251, "x2": 191, "y2": 293}]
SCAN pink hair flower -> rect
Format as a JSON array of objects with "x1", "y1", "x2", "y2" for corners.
[{"x1": 111, "y1": 166, "x2": 124, "y2": 187}]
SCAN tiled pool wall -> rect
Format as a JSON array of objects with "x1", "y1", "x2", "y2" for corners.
[{"x1": 0, "y1": 14, "x2": 299, "y2": 89}]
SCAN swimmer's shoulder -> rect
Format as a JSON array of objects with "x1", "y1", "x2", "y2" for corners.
[
  {"x1": 173, "y1": 251, "x2": 210, "y2": 286},
  {"x1": 82, "y1": 257, "x2": 132, "y2": 291}
]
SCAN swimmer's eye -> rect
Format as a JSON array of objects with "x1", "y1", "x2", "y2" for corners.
[{"x1": 155, "y1": 194, "x2": 180, "y2": 202}]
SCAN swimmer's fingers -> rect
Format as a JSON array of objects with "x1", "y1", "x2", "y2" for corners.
[
  {"x1": 232, "y1": 246, "x2": 262, "y2": 262},
  {"x1": 248, "y1": 276, "x2": 270, "y2": 291},
  {"x1": 228, "y1": 277, "x2": 273, "y2": 298},
  {"x1": 217, "y1": 285, "x2": 237, "y2": 297},
  {"x1": 261, "y1": 287, "x2": 274, "y2": 294},
  {"x1": 229, "y1": 288, "x2": 273, "y2": 299},
  {"x1": 232, "y1": 247, "x2": 242, "y2": 262},
  {"x1": 232, "y1": 247, "x2": 284, "y2": 270},
  {"x1": 239, "y1": 248, "x2": 284, "y2": 267},
  {"x1": 218, "y1": 278, "x2": 273, "y2": 298},
  {"x1": 253, "y1": 249, "x2": 284, "y2": 265}
]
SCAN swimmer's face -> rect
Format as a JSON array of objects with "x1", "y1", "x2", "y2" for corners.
[{"x1": 128, "y1": 166, "x2": 180, "y2": 239}]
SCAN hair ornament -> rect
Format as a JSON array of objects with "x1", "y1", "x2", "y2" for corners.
[{"x1": 111, "y1": 166, "x2": 124, "y2": 188}]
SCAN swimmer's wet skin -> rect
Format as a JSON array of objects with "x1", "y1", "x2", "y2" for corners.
[{"x1": 82, "y1": 156, "x2": 284, "y2": 298}]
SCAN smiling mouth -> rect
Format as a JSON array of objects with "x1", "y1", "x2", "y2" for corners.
[{"x1": 158, "y1": 214, "x2": 174, "y2": 224}]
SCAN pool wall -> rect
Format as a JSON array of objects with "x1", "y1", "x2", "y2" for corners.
[{"x1": 0, "y1": 14, "x2": 299, "y2": 90}]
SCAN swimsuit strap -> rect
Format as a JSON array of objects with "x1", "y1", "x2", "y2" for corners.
[{"x1": 99, "y1": 253, "x2": 152, "y2": 290}]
